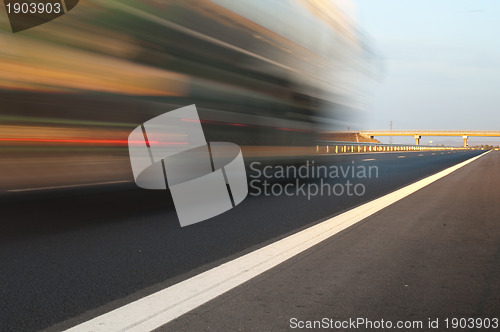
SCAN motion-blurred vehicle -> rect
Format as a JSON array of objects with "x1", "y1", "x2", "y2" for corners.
[{"x1": 0, "y1": 0, "x2": 372, "y2": 191}]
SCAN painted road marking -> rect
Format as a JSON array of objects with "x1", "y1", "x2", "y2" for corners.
[
  {"x1": 8, "y1": 180, "x2": 133, "y2": 192},
  {"x1": 362, "y1": 158, "x2": 376, "y2": 161},
  {"x1": 397, "y1": 155, "x2": 406, "y2": 158},
  {"x1": 418, "y1": 154, "x2": 424, "y2": 156},
  {"x1": 64, "y1": 151, "x2": 491, "y2": 332}
]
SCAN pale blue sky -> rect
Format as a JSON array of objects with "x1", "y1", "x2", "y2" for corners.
[{"x1": 354, "y1": 0, "x2": 500, "y2": 145}]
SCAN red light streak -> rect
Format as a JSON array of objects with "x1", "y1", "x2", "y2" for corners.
[{"x1": 0, "y1": 138, "x2": 188, "y2": 145}]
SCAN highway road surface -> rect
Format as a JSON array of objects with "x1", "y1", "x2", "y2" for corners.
[
  {"x1": 162, "y1": 150, "x2": 500, "y2": 331},
  {"x1": 1, "y1": 150, "x2": 498, "y2": 331}
]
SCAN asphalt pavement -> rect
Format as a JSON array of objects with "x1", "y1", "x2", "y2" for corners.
[
  {"x1": 0, "y1": 150, "x2": 487, "y2": 331},
  {"x1": 162, "y1": 150, "x2": 500, "y2": 331}
]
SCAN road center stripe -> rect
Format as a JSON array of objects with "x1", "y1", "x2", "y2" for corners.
[{"x1": 64, "y1": 151, "x2": 490, "y2": 332}]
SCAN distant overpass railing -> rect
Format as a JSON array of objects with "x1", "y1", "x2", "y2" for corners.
[
  {"x1": 359, "y1": 130, "x2": 500, "y2": 136},
  {"x1": 358, "y1": 130, "x2": 500, "y2": 147}
]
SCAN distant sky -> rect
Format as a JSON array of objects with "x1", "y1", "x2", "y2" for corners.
[{"x1": 353, "y1": 0, "x2": 500, "y2": 145}]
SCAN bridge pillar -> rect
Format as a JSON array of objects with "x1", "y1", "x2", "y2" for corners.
[
  {"x1": 414, "y1": 135, "x2": 421, "y2": 145},
  {"x1": 463, "y1": 135, "x2": 468, "y2": 147}
]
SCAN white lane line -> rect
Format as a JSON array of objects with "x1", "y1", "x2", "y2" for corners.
[
  {"x1": 397, "y1": 155, "x2": 406, "y2": 158},
  {"x1": 7, "y1": 180, "x2": 133, "y2": 192},
  {"x1": 418, "y1": 154, "x2": 424, "y2": 156},
  {"x1": 64, "y1": 151, "x2": 490, "y2": 332},
  {"x1": 362, "y1": 158, "x2": 376, "y2": 161}
]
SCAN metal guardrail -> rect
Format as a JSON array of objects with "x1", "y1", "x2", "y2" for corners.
[{"x1": 315, "y1": 141, "x2": 471, "y2": 154}]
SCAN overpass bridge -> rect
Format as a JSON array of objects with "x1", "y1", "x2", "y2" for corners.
[{"x1": 359, "y1": 130, "x2": 500, "y2": 147}]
